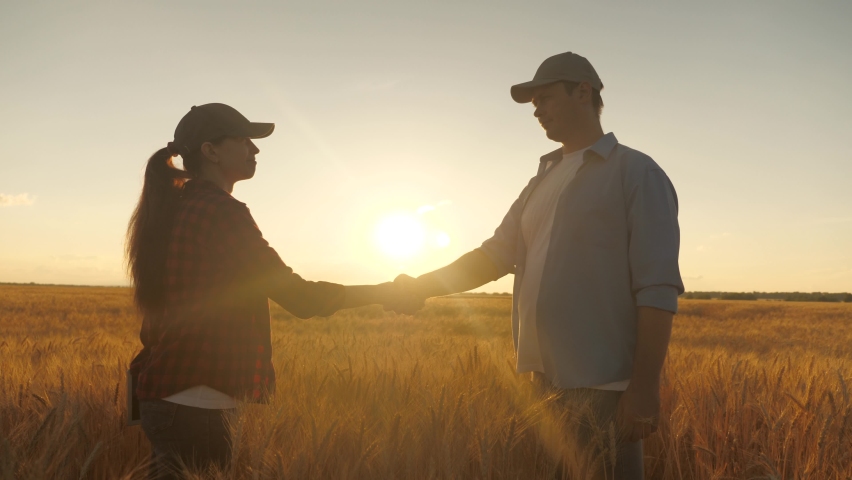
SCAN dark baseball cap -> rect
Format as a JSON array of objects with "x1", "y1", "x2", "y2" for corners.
[
  {"x1": 510, "y1": 52, "x2": 603, "y2": 103},
  {"x1": 168, "y1": 103, "x2": 274, "y2": 156}
]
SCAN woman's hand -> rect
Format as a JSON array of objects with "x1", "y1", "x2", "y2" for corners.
[
  {"x1": 382, "y1": 275, "x2": 427, "y2": 315},
  {"x1": 342, "y1": 281, "x2": 425, "y2": 314}
]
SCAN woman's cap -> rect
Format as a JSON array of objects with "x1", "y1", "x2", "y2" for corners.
[
  {"x1": 170, "y1": 103, "x2": 275, "y2": 156},
  {"x1": 510, "y1": 52, "x2": 603, "y2": 104}
]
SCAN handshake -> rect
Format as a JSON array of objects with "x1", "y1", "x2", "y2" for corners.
[
  {"x1": 377, "y1": 274, "x2": 431, "y2": 315},
  {"x1": 343, "y1": 252, "x2": 483, "y2": 314}
]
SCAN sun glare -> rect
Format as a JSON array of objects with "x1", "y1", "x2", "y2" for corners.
[
  {"x1": 435, "y1": 232, "x2": 451, "y2": 248},
  {"x1": 375, "y1": 215, "x2": 425, "y2": 258}
]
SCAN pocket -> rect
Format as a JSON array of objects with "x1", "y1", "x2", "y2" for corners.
[{"x1": 140, "y1": 400, "x2": 178, "y2": 435}]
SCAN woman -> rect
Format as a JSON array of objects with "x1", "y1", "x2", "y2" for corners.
[{"x1": 126, "y1": 103, "x2": 413, "y2": 478}]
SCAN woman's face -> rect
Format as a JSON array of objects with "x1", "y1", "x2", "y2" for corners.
[{"x1": 204, "y1": 137, "x2": 260, "y2": 182}]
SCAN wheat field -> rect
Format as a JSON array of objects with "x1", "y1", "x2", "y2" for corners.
[{"x1": 1, "y1": 284, "x2": 851, "y2": 479}]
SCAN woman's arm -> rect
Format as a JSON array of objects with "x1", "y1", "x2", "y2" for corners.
[
  {"x1": 267, "y1": 280, "x2": 422, "y2": 317},
  {"x1": 218, "y1": 201, "x2": 420, "y2": 317},
  {"x1": 342, "y1": 283, "x2": 395, "y2": 309}
]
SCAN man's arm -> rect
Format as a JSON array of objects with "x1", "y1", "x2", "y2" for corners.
[
  {"x1": 631, "y1": 306, "x2": 673, "y2": 389},
  {"x1": 617, "y1": 306, "x2": 673, "y2": 442},
  {"x1": 618, "y1": 160, "x2": 683, "y2": 442},
  {"x1": 389, "y1": 175, "x2": 540, "y2": 308},
  {"x1": 385, "y1": 250, "x2": 500, "y2": 314},
  {"x1": 407, "y1": 249, "x2": 502, "y2": 297}
]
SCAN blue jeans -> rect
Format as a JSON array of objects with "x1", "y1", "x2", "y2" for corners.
[
  {"x1": 532, "y1": 374, "x2": 644, "y2": 480},
  {"x1": 140, "y1": 399, "x2": 236, "y2": 479}
]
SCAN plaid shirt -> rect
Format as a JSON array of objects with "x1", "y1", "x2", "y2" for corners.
[{"x1": 130, "y1": 180, "x2": 345, "y2": 402}]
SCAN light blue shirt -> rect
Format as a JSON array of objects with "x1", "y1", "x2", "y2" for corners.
[{"x1": 478, "y1": 133, "x2": 684, "y2": 388}]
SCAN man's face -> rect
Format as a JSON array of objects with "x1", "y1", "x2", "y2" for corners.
[{"x1": 531, "y1": 82, "x2": 590, "y2": 142}]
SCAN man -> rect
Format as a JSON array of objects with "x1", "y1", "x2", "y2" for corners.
[{"x1": 394, "y1": 52, "x2": 683, "y2": 478}]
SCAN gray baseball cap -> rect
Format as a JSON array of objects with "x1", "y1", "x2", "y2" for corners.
[{"x1": 510, "y1": 52, "x2": 603, "y2": 103}]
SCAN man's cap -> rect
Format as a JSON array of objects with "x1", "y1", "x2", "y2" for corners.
[
  {"x1": 168, "y1": 103, "x2": 274, "y2": 156},
  {"x1": 510, "y1": 52, "x2": 603, "y2": 104}
]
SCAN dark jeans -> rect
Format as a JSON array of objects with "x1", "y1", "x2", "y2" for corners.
[
  {"x1": 532, "y1": 373, "x2": 644, "y2": 480},
  {"x1": 140, "y1": 399, "x2": 236, "y2": 479}
]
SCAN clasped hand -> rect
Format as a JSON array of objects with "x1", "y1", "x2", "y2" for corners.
[{"x1": 382, "y1": 274, "x2": 428, "y2": 315}]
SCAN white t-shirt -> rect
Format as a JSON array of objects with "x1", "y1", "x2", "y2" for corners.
[
  {"x1": 163, "y1": 385, "x2": 237, "y2": 409},
  {"x1": 517, "y1": 147, "x2": 630, "y2": 391}
]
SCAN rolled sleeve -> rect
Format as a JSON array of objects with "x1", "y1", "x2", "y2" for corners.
[
  {"x1": 635, "y1": 285, "x2": 680, "y2": 313},
  {"x1": 627, "y1": 165, "x2": 684, "y2": 314}
]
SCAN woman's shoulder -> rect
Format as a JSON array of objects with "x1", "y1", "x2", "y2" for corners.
[{"x1": 177, "y1": 181, "x2": 250, "y2": 224}]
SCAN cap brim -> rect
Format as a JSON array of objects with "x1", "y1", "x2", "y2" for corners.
[
  {"x1": 510, "y1": 79, "x2": 561, "y2": 103},
  {"x1": 243, "y1": 122, "x2": 275, "y2": 139}
]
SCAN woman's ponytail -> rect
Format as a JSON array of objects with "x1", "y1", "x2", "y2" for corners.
[{"x1": 125, "y1": 148, "x2": 193, "y2": 316}]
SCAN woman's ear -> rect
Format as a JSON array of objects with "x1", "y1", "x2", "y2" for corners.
[{"x1": 200, "y1": 142, "x2": 220, "y2": 164}]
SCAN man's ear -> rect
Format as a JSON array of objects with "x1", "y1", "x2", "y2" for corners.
[
  {"x1": 200, "y1": 142, "x2": 219, "y2": 164},
  {"x1": 576, "y1": 82, "x2": 593, "y2": 103}
]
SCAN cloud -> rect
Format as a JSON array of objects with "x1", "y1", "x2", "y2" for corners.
[
  {"x1": 417, "y1": 200, "x2": 452, "y2": 215},
  {"x1": 0, "y1": 193, "x2": 35, "y2": 207}
]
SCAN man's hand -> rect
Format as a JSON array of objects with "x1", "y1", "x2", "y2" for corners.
[
  {"x1": 615, "y1": 384, "x2": 661, "y2": 443},
  {"x1": 382, "y1": 274, "x2": 427, "y2": 315}
]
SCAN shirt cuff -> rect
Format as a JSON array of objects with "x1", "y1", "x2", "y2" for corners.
[{"x1": 635, "y1": 285, "x2": 679, "y2": 313}]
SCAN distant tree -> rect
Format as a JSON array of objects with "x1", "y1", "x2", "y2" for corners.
[
  {"x1": 817, "y1": 295, "x2": 840, "y2": 303},
  {"x1": 844, "y1": 293, "x2": 852, "y2": 303},
  {"x1": 681, "y1": 292, "x2": 713, "y2": 300},
  {"x1": 720, "y1": 292, "x2": 757, "y2": 301}
]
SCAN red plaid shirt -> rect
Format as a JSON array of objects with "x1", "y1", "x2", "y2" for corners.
[{"x1": 130, "y1": 180, "x2": 345, "y2": 402}]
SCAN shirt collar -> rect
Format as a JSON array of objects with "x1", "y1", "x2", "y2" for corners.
[
  {"x1": 538, "y1": 132, "x2": 619, "y2": 165},
  {"x1": 587, "y1": 132, "x2": 618, "y2": 161},
  {"x1": 184, "y1": 179, "x2": 233, "y2": 198}
]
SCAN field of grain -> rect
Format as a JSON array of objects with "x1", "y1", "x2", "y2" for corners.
[{"x1": 1, "y1": 284, "x2": 851, "y2": 479}]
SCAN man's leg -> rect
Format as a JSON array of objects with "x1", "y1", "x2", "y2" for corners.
[
  {"x1": 560, "y1": 388, "x2": 643, "y2": 480},
  {"x1": 532, "y1": 375, "x2": 643, "y2": 480},
  {"x1": 140, "y1": 399, "x2": 235, "y2": 479}
]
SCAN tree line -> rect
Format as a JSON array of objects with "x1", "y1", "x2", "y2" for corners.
[{"x1": 681, "y1": 291, "x2": 852, "y2": 302}]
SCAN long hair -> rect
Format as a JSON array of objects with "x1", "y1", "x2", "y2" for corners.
[{"x1": 125, "y1": 148, "x2": 196, "y2": 316}]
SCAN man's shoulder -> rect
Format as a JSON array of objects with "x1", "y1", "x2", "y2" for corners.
[
  {"x1": 610, "y1": 142, "x2": 662, "y2": 174},
  {"x1": 609, "y1": 142, "x2": 677, "y2": 197}
]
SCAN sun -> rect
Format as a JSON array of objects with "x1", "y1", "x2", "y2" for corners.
[
  {"x1": 435, "y1": 232, "x2": 451, "y2": 248},
  {"x1": 375, "y1": 214, "x2": 426, "y2": 258}
]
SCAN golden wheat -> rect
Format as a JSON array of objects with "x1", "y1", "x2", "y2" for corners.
[{"x1": 1, "y1": 284, "x2": 851, "y2": 479}]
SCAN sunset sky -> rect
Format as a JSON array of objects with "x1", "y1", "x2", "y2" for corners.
[{"x1": 1, "y1": 1, "x2": 850, "y2": 293}]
